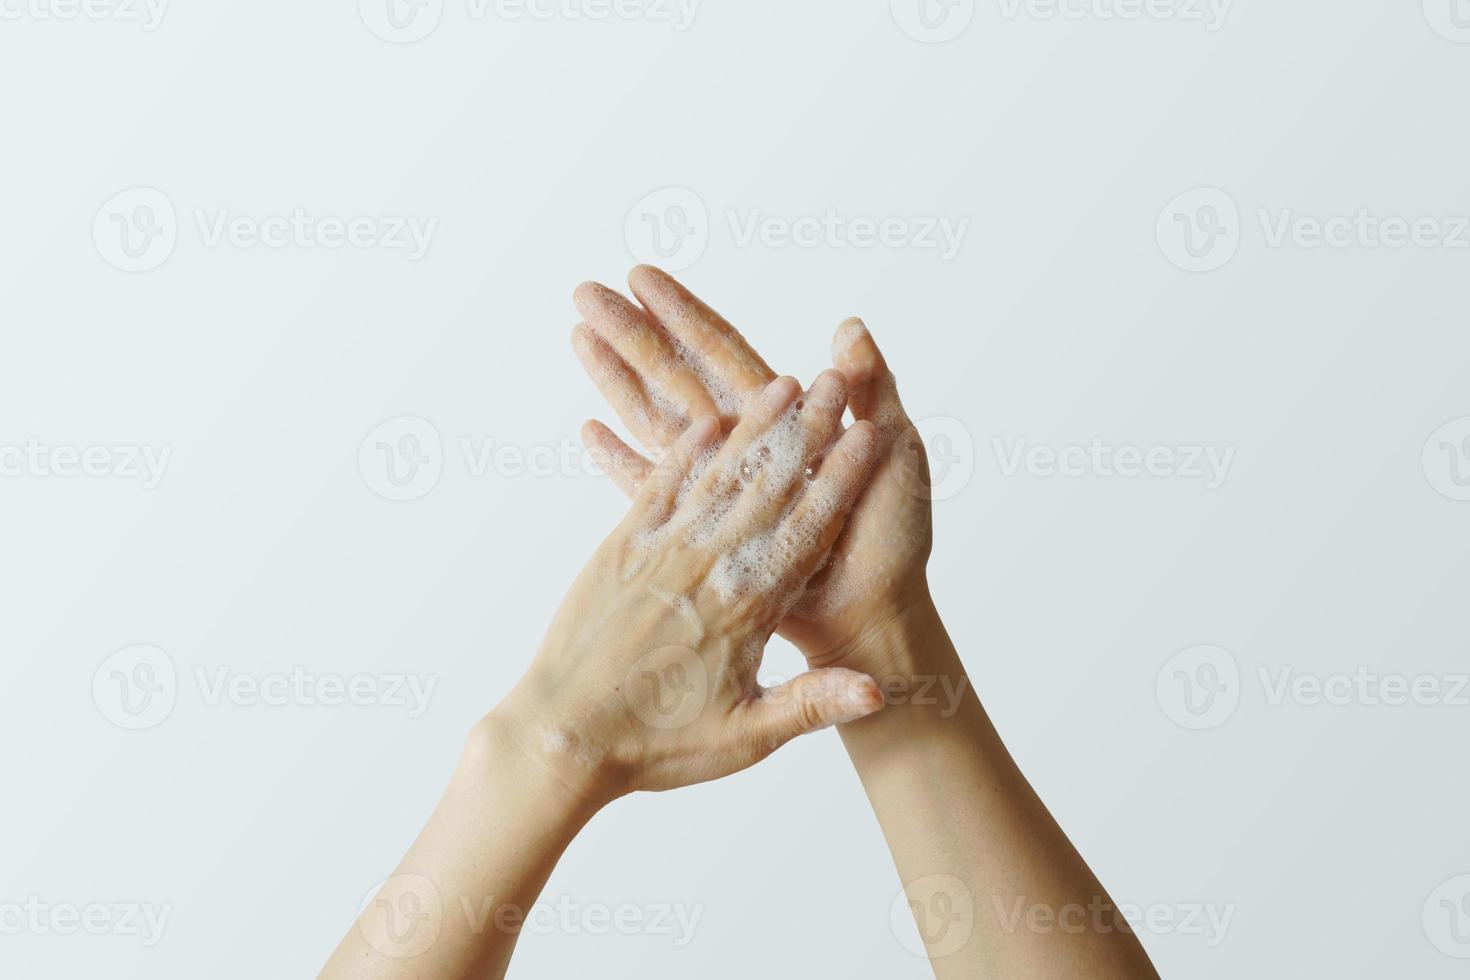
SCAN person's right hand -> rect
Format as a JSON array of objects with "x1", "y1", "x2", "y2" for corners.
[
  {"x1": 572, "y1": 268, "x2": 936, "y2": 681},
  {"x1": 490, "y1": 375, "x2": 885, "y2": 809}
]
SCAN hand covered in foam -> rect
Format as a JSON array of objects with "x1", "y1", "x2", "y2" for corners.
[
  {"x1": 498, "y1": 376, "x2": 885, "y2": 806},
  {"x1": 572, "y1": 268, "x2": 934, "y2": 678}
]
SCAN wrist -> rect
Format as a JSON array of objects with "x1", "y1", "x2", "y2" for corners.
[
  {"x1": 829, "y1": 581, "x2": 949, "y2": 677},
  {"x1": 463, "y1": 706, "x2": 614, "y2": 828}
]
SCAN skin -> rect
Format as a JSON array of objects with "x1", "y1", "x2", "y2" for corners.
[
  {"x1": 320, "y1": 269, "x2": 1160, "y2": 979},
  {"x1": 321, "y1": 377, "x2": 887, "y2": 980},
  {"x1": 571, "y1": 267, "x2": 1161, "y2": 978}
]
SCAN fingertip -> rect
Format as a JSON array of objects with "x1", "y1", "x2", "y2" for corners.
[
  {"x1": 842, "y1": 673, "x2": 886, "y2": 722},
  {"x1": 581, "y1": 417, "x2": 610, "y2": 445},
  {"x1": 842, "y1": 419, "x2": 879, "y2": 460},
  {"x1": 832, "y1": 317, "x2": 884, "y2": 384},
  {"x1": 572, "y1": 280, "x2": 615, "y2": 318},
  {"x1": 628, "y1": 264, "x2": 669, "y2": 289},
  {"x1": 686, "y1": 414, "x2": 721, "y2": 443}
]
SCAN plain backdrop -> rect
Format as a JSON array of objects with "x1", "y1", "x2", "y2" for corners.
[{"x1": 2, "y1": 1, "x2": 1468, "y2": 977}]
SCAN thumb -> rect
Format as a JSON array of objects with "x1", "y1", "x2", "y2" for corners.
[{"x1": 745, "y1": 668, "x2": 885, "y2": 747}]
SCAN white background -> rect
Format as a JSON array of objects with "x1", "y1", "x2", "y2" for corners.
[{"x1": 2, "y1": 1, "x2": 1468, "y2": 977}]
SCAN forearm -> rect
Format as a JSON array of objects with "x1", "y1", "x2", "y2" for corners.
[
  {"x1": 320, "y1": 715, "x2": 599, "y2": 980},
  {"x1": 838, "y1": 594, "x2": 1158, "y2": 978}
]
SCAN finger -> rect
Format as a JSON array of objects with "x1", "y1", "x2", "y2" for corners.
[
  {"x1": 676, "y1": 376, "x2": 802, "y2": 526},
  {"x1": 631, "y1": 415, "x2": 722, "y2": 528},
  {"x1": 831, "y1": 317, "x2": 910, "y2": 430},
  {"x1": 581, "y1": 419, "x2": 653, "y2": 499},
  {"x1": 739, "y1": 667, "x2": 884, "y2": 747},
  {"x1": 768, "y1": 420, "x2": 879, "y2": 583},
  {"x1": 627, "y1": 265, "x2": 776, "y2": 409},
  {"x1": 716, "y1": 370, "x2": 849, "y2": 536},
  {"x1": 572, "y1": 323, "x2": 684, "y2": 452},
  {"x1": 573, "y1": 281, "x2": 721, "y2": 430}
]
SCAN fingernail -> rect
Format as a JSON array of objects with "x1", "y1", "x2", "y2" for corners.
[
  {"x1": 843, "y1": 422, "x2": 877, "y2": 461},
  {"x1": 759, "y1": 376, "x2": 800, "y2": 413},
  {"x1": 686, "y1": 415, "x2": 720, "y2": 442},
  {"x1": 808, "y1": 370, "x2": 846, "y2": 409},
  {"x1": 833, "y1": 674, "x2": 884, "y2": 724}
]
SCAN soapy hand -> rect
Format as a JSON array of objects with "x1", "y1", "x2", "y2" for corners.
[
  {"x1": 573, "y1": 268, "x2": 935, "y2": 678},
  {"x1": 494, "y1": 375, "x2": 885, "y2": 807}
]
